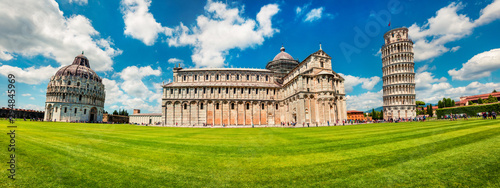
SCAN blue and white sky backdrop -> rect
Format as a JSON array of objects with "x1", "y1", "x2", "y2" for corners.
[{"x1": 1, "y1": 0, "x2": 500, "y2": 113}]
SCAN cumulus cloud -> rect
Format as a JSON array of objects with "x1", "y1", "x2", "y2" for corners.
[
  {"x1": 415, "y1": 68, "x2": 500, "y2": 104},
  {"x1": 408, "y1": 0, "x2": 500, "y2": 62},
  {"x1": 0, "y1": 65, "x2": 59, "y2": 84},
  {"x1": 167, "y1": 1, "x2": 280, "y2": 68},
  {"x1": 448, "y1": 48, "x2": 500, "y2": 80},
  {"x1": 22, "y1": 94, "x2": 31, "y2": 97},
  {"x1": 118, "y1": 66, "x2": 161, "y2": 98},
  {"x1": 19, "y1": 104, "x2": 45, "y2": 111},
  {"x1": 339, "y1": 73, "x2": 381, "y2": 93},
  {"x1": 0, "y1": 0, "x2": 121, "y2": 71},
  {"x1": 103, "y1": 66, "x2": 163, "y2": 113},
  {"x1": 121, "y1": 0, "x2": 172, "y2": 46},
  {"x1": 346, "y1": 90, "x2": 383, "y2": 111}
]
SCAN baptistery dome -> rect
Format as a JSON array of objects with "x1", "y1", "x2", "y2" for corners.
[
  {"x1": 44, "y1": 53, "x2": 106, "y2": 122},
  {"x1": 266, "y1": 46, "x2": 299, "y2": 80}
]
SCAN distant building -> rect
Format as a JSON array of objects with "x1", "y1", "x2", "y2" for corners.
[
  {"x1": 44, "y1": 53, "x2": 106, "y2": 122},
  {"x1": 0, "y1": 107, "x2": 44, "y2": 119},
  {"x1": 455, "y1": 91, "x2": 500, "y2": 106},
  {"x1": 129, "y1": 109, "x2": 161, "y2": 125},
  {"x1": 381, "y1": 27, "x2": 416, "y2": 120},
  {"x1": 103, "y1": 113, "x2": 129, "y2": 124},
  {"x1": 347, "y1": 110, "x2": 371, "y2": 121}
]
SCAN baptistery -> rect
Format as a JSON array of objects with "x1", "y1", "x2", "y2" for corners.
[{"x1": 44, "y1": 53, "x2": 105, "y2": 122}]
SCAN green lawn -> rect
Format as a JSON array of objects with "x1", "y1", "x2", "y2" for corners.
[{"x1": 1, "y1": 119, "x2": 499, "y2": 187}]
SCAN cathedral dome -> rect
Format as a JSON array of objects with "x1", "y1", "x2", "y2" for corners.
[
  {"x1": 54, "y1": 53, "x2": 101, "y2": 82},
  {"x1": 272, "y1": 46, "x2": 294, "y2": 61}
]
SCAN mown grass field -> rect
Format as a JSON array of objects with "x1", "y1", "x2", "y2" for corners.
[{"x1": 1, "y1": 119, "x2": 499, "y2": 187}]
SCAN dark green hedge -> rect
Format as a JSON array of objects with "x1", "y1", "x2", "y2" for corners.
[{"x1": 436, "y1": 102, "x2": 500, "y2": 119}]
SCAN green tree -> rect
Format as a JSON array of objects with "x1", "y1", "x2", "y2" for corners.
[
  {"x1": 451, "y1": 100, "x2": 455, "y2": 107},
  {"x1": 380, "y1": 110, "x2": 384, "y2": 119},
  {"x1": 438, "y1": 101, "x2": 443, "y2": 108},
  {"x1": 468, "y1": 101, "x2": 474, "y2": 105},
  {"x1": 478, "y1": 98, "x2": 484, "y2": 104},
  {"x1": 427, "y1": 104, "x2": 433, "y2": 117},
  {"x1": 113, "y1": 110, "x2": 118, "y2": 115},
  {"x1": 487, "y1": 94, "x2": 498, "y2": 103},
  {"x1": 494, "y1": 89, "x2": 497, "y2": 93},
  {"x1": 371, "y1": 109, "x2": 376, "y2": 119},
  {"x1": 416, "y1": 101, "x2": 425, "y2": 106}
]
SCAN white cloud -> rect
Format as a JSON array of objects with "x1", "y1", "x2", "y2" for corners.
[
  {"x1": 295, "y1": 2, "x2": 311, "y2": 16},
  {"x1": 408, "y1": 0, "x2": 500, "y2": 62},
  {"x1": 339, "y1": 73, "x2": 381, "y2": 93},
  {"x1": 0, "y1": 0, "x2": 121, "y2": 71},
  {"x1": 30, "y1": 97, "x2": 35, "y2": 100},
  {"x1": 304, "y1": 7, "x2": 324, "y2": 22},
  {"x1": 118, "y1": 66, "x2": 161, "y2": 98},
  {"x1": 0, "y1": 65, "x2": 59, "y2": 84},
  {"x1": 103, "y1": 73, "x2": 162, "y2": 113},
  {"x1": 167, "y1": 58, "x2": 183, "y2": 64},
  {"x1": 22, "y1": 94, "x2": 31, "y2": 97},
  {"x1": 346, "y1": 90, "x2": 383, "y2": 111},
  {"x1": 448, "y1": 48, "x2": 500, "y2": 80},
  {"x1": 450, "y1": 46, "x2": 460, "y2": 52},
  {"x1": 68, "y1": 0, "x2": 88, "y2": 5},
  {"x1": 19, "y1": 104, "x2": 45, "y2": 111},
  {"x1": 121, "y1": 0, "x2": 172, "y2": 46},
  {"x1": 167, "y1": 1, "x2": 280, "y2": 68},
  {"x1": 415, "y1": 69, "x2": 500, "y2": 104}
]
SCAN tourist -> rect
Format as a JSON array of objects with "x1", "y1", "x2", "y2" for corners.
[{"x1": 492, "y1": 111, "x2": 497, "y2": 119}]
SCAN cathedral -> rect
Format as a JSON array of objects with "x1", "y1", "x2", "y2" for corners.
[
  {"x1": 162, "y1": 45, "x2": 347, "y2": 126},
  {"x1": 44, "y1": 53, "x2": 106, "y2": 122}
]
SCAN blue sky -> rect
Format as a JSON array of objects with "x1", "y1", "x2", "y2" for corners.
[{"x1": 1, "y1": 0, "x2": 500, "y2": 113}]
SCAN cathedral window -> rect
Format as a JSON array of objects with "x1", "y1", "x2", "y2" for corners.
[
  {"x1": 183, "y1": 75, "x2": 186, "y2": 81},
  {"x1": 218, "y1": 88, "x2": 221, "y2": 94},
  {"x1": 184, "y1": 104, "x2": 187, "y2": 109},
  {"x1": 266, "y1": 75, "x2": 268, "y2": 81},
  {"x1": 55, "y1": 107, "x2": 58, "y2": 112},
  {"x1": 74, "y1": 108, "x2": 77, "y2": 114},
  {"x1": 200, "y1": 103, "x2": 204, "y2": 109},
  {"x1": 195, "y1": 88, "x2": 197, "y2": 94},
  {"x1": 256, "y1": 89, "x2": 258, "y2": 94},
  {"x1": 246, "y1": 103, "x2": 250, "y2": 110},
  {"x1": 63, "y1": 94, "x2": 66, "y2": 99},
  {"x1": 84, "y1": 109, "x2": 86, "y2": 114},
  {"x1": 211, "y1": 88, "x2": 213, "y2": 94},
  {"x1": 87, "y1": 84, "x2": 89, "y2": 88},
  {"x1": 64, "y1": 107, "x2": 67, "y2": 113},
  {"x1": 266, "y1": 89, "x2": 269, "y2": 95},
  {"x1": 276, "y1": 104, "x2": 279, "y2": 110},
  {"x1": 274, "y1": 89, "x2": 276, "y2": 95},
  {"x1": 217, "y1": 74, "x2": 219, "y2": 80},
  {"x1": 203, "y1": 88, "x2": 206, "y2": 94},
  {"x1": 77, "y1": 82, "x2": 80, "y2": 86},
  {"x1": 194, "y1": 75, "x2": 197, "y2": 80},
  {"x1": 226, "y1": 88, "x2": 228, "y2": 94},
  {"x1": 187, "y1": 88, "x2": 189, "y2": 94},
  {"x1": 79, "y1": 95, "x2": 82, "y2": 101},
  {"x1": 237, "y1": 75, "x2": 239, "y2": 80},
  {"x1": 248, "y1": 88, "x2": 251, "y2": 94},
  {"x1": 216, "y1": 103, "x2": 219, "y2": 110},
  {"x1": 171, "y1": 89, "x2": 173, "y2": 94},
  {"x1": 233, "y1": 88, "x2": 236, "y2": 94},
  {"x1": 68, "y1": 81, "x2": 71, "y2": 85},
  {"x1": 231, "y1": 103, "x2": 235, "y2": 110},
  {"x1": 261, "y1": 103, "x2": 265, "y2": 110},
  {"x1": 246, "y1": 75, "x2": 249, "y2": 80},
  {"x1": 320, "y1": 61, "x2": 324, "y2": 68},
  {"x1": 241, "y1": 88, "x2": 243, "y2": 94},
  {"x1": 206, "y1": 75, "x2": 209, "y2": 80},
  {"x1": 257, "y1": 75, "x2": 259, "y2": 81},
  {"x1": 226, "y1": 74, "x2": 229, "y2": 80}
]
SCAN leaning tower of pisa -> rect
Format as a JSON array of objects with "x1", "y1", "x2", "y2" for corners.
[{"x1": 381, "y1": 27, "x2": 416, "y2": 120}]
